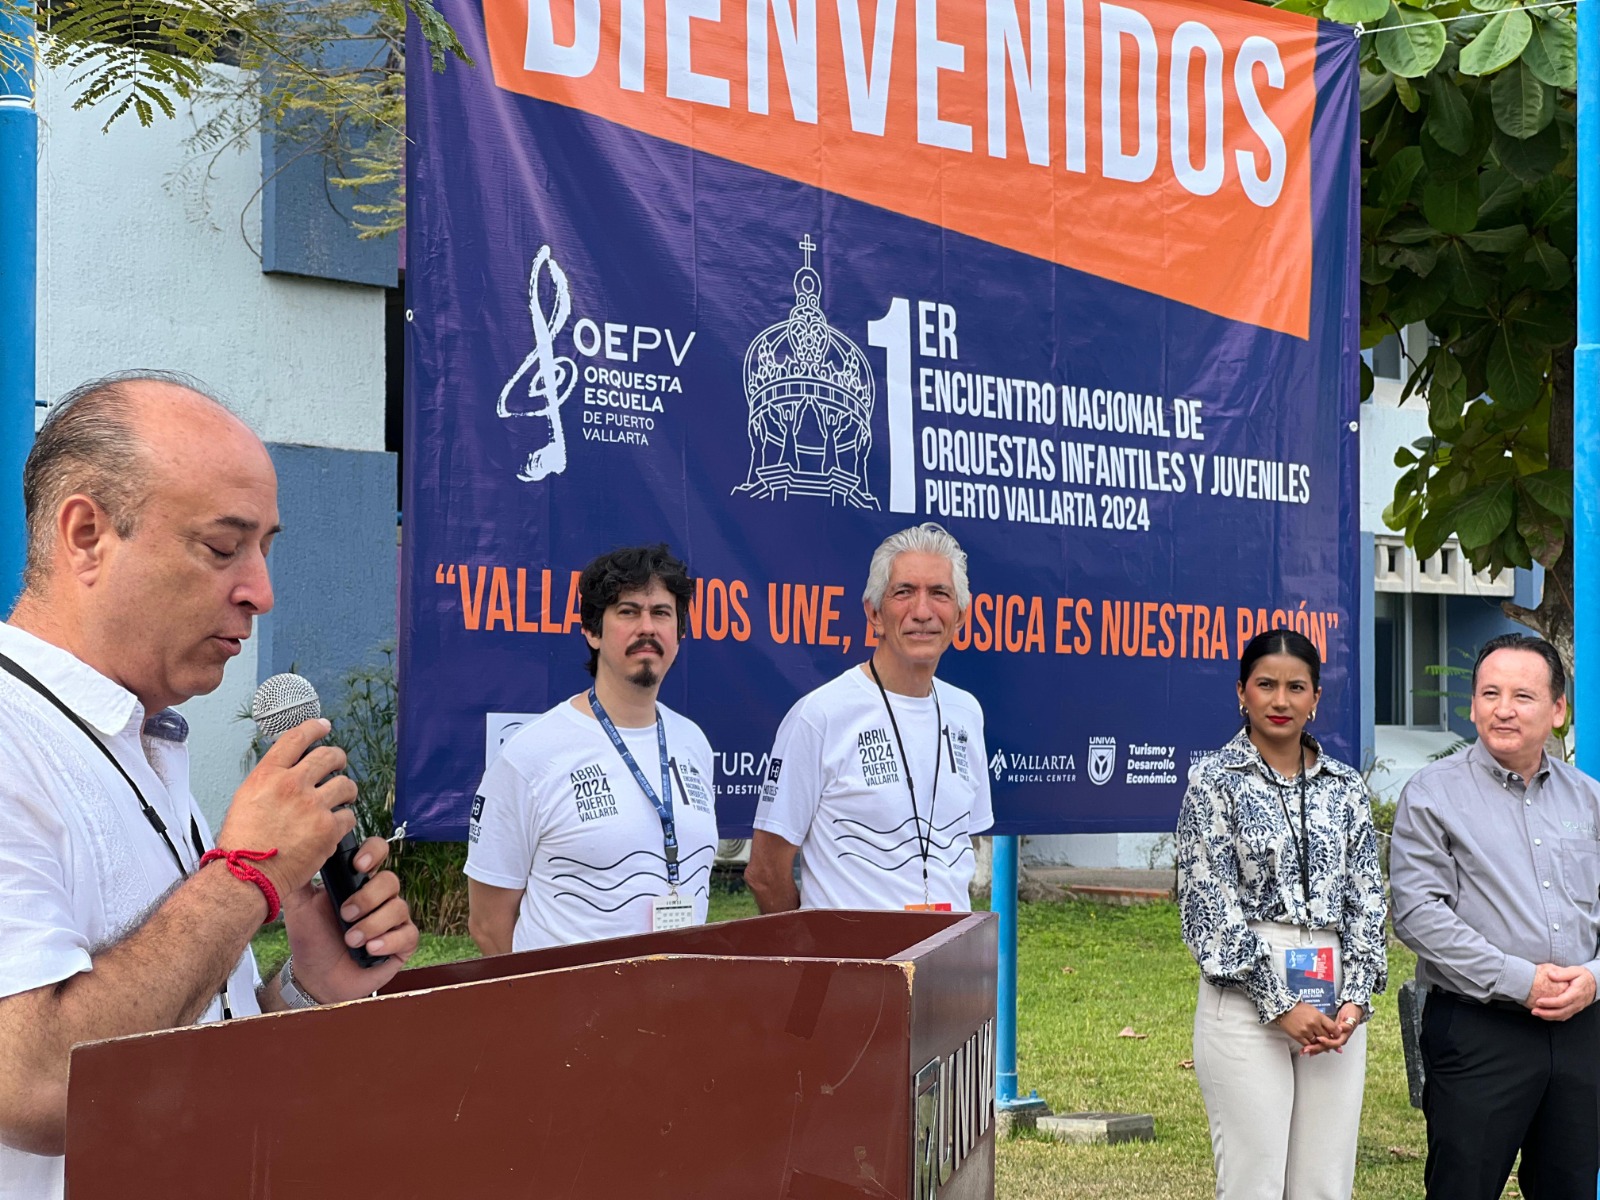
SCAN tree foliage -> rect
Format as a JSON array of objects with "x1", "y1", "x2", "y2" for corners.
[
  {"x1": 1274, "y1": 0, "x2": 1578, "y2": 663},
  {"x1": 5, "y1": 0, "x2": 247, "y2": 127},
  {"x1": 174, "y1": 0, "x2": 419, "y2": 242},
  {"x1": 0, "y1": 0, "x2": 462, "y2": 237}
]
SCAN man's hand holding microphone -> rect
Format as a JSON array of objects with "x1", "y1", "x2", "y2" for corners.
[{"x1": 214, "y1": 674, "x2": 419, "y2": 1008}]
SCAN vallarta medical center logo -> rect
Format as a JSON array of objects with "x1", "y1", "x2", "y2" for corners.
[
  {"x1": 988, "y1": 739, "x2": 1175, "y2": 788},
  {"x1": 989, "y1": 748, "x2": 1077, "y2": 785}
]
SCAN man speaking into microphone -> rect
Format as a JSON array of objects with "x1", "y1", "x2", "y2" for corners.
[{"x1": 0, "y1": 373, "x2": 418, "y2": 1199}]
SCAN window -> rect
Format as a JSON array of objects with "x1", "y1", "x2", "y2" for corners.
[
  {"x1": 1371, "y1": 333, "x2": 1402, "y2": 382},
  {"x1": 1374, "y1": 592, "x2": 1446, "y2": 728},
  {"x1": 387, "y1": 282, "x2": 405, "y2": 514}
]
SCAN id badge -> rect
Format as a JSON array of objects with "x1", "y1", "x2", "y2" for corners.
[
  {"x1": 1284, "y1": 946, "x2": 1338, "y2": 1015},
  {"x1": 904, "y1": 902, "x2": 953, "y2": 912},
  {"x1": 651, "y1": 892, "x2": 695, "y2": 932}
]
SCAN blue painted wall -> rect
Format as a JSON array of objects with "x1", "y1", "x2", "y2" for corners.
[
  {"x1": 257, "y1": 443, "x2": 397, "y2": 706},
  {"x1": 258, "y1": 23, "x2": 398, "y2": 287},
  {"x1": 261, "y1": 113, "x2": 398, "y2": 286}
]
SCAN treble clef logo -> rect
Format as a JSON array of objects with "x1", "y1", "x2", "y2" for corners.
[{"x1": 498, "y1": 244, "x2": 577, "y2": 482}]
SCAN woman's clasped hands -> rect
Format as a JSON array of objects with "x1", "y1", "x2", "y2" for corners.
[{"x1": 1275, "y1": 1001, "x2": 1365, "y2": 1056}]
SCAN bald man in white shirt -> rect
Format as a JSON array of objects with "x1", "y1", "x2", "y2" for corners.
[{"x1": 0, "y1": 372, "x2": 419, "y2": 1199}]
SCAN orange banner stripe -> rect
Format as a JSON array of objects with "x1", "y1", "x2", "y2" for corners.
[{"x1": 483, "y1": 0, "x2": 1321, "y2": 338}]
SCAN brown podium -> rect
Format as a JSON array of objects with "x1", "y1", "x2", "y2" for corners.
[{"x1": 65, "y1": 909, "x2": 997, "y2": 1198}]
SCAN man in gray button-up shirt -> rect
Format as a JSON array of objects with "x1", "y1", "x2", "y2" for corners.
[{"x1": 1391, "y1": 632, "x2": 1600, "y2": 1200}]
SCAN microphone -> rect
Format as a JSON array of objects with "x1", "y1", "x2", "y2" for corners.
[{"x1": 252, "y1": 673, "x2": 387, "y2": 968}]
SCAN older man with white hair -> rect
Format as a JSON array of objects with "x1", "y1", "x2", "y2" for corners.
[{"x1": 746, "y1": 523, "x2": 993, "y2": 913}]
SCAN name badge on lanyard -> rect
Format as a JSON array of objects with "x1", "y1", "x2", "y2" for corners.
[
  {"x1": 651, "y1": 893, "x2": 696, "y2": 931},
  {"x1": 1284, "y1": 946, "x2": 1338, "y2": 1015}
]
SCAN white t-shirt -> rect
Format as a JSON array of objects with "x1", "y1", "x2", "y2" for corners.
[
  {"x1": 754, "y1": 666, "x2": 994, "y2": 911},
  {"x1": 465, "y1": 699, "x2": 720, "y2": 950},
  {"x1": 0, "y1": 622, "x2": 261, "y2": 1200}
]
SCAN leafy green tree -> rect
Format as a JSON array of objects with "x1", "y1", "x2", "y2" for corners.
[
  {"x1": 1273, "y1": 0, "x2": 1577, "y2": 666},
  {"x1": 173, "y1": 0, "x2": 420, "y2": 241},
  {"x1": 1, "y1": 0, "x2": 462, "y2": 236}
]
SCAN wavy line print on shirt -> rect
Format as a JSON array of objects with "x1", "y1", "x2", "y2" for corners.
[
  {"x1": 838, "y1": 843, "x2": 975, "y2": 873},
  {"x1": 547, "y1": 844, "x2": 716, "y2": 873},
  {"x1": 831, "y1": 812, "x2": 972, "y2": 837},
  {"x1": 830, "y1": 811, "x2": 973, "y2": 851},
  {"x1": 554, "y1": 884, "x2": 712, "y2": 913},
  {"x1": 833, "y1": 824, "x2": 975, "y2": 856},
  {"x1": 550, "y1": 863, "x2": 714, "y2": 892}
]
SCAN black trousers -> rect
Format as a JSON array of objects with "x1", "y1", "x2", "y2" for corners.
[{"x1": 1421, "y1": 989, "x2": 1600, "y2": 1200}]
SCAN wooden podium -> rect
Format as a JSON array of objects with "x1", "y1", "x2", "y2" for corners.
[{"x1": 65, "y1": 910, "x2": 997, "y2": 1198}]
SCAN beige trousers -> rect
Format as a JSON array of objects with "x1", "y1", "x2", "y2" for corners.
[{"x1": 1192, "y1": 921, "x2": 1368, "y2": 1200}]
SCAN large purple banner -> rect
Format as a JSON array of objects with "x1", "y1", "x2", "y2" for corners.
[{"x1": 400, "y1": 0, "x2": 1361, "y2": 838}]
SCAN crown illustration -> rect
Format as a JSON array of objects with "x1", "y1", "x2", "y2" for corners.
[{"x1": 734, "y1": 235, "x2": 879, "y2": 509}]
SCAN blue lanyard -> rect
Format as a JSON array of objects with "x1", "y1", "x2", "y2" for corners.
[{"x1": 588, "y1": 688, "x2": 679, "y2": 888}]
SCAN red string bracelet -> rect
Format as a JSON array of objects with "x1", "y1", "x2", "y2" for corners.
[{"x1": 199, "y1": 847, "x2": 282, "y2": 924}]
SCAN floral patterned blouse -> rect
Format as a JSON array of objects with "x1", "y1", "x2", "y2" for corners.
[{"x1": 1177, "y1": 728, "x2": 1388, "y2": 1023}]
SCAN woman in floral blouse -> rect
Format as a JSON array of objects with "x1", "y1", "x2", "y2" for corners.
[{"x1": 1177, "y1": 627, "x2": 1387, "y2": 1200}]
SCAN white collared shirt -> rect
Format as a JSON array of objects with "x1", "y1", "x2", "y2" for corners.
[{"x1": 0, "y1": 622, "x2": 260, "y2": 1200}]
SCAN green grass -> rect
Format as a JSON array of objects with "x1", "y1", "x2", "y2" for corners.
[
  {"x1": 994, "y1": 900, "x2": 1430, "y2": 1200},
  {"x1": 248, "y1": 889, "x2": 757, "y2": 977},
  {"x1": 249, "y1": 926, "x2": 479, "y2": 978},
  {"x1": 252, "y1": 894, "x2": 1438, "y2": 1198}
]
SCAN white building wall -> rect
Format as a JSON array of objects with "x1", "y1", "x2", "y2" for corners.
[
  {"x1": 33, "y1": 60, "x2": 387, "y2": 819},
  {"x1": 34, "y1": 62, "x2": 385, "y2": 450},
  {"x1": 1359, "y1": 398, "x2": 1472, "y2": 802},
  {"x1": 1358, "y1": 399, "x2": 1431, "y2": 535}
]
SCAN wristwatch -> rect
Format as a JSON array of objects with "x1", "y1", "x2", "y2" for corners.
[{"x1": 277, "y1": 956, "x2": 320, "y2": 1010}]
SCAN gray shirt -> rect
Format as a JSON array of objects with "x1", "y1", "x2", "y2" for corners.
[{"x1": 1391, "y1": 741, "x2": 1600, "y2": 1004}]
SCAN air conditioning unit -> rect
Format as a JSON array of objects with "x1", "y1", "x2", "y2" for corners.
[{"x1": 715, "y1": 838, "x2": 751, "y2": 868}]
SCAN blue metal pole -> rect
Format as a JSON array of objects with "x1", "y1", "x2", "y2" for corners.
[
  {"x1": 993, "y1": 835, "x2": 1047, "y2": 1115},
  {"x1": 1579, "y1": 0, "x2": 1598, "y2": 779},
  {"x1": 0, "y1": 0, "x2": 36, "y2": 612},
  {"x1": 994, "y1": 834, "x2": 1020, "y2": 1104}
]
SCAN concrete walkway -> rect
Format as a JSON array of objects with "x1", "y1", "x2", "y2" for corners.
[{"x1": 1024, "y1": 866, "x2": 1175, "y2": 904}]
